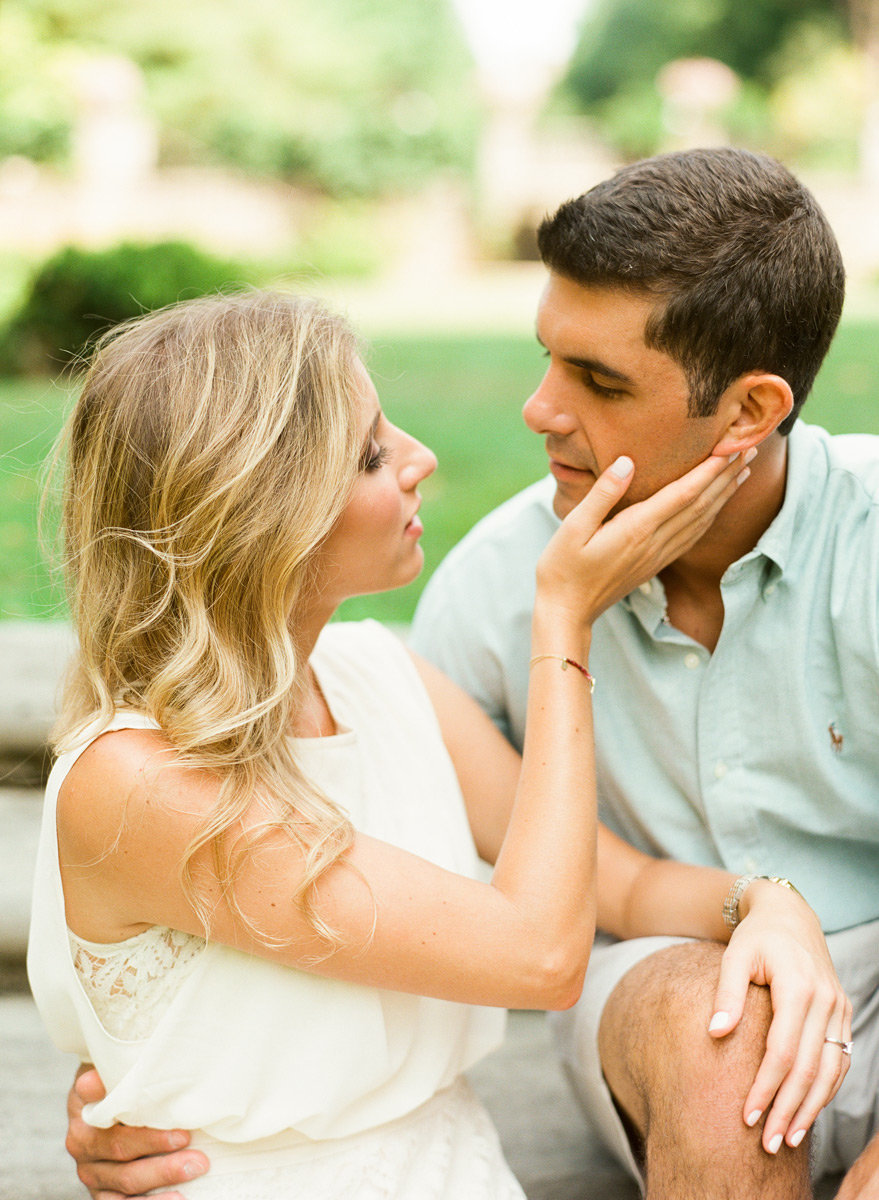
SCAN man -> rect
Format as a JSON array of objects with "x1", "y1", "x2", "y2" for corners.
[
  {"x1": 410, "y1": 149, "x2": 879, "y2": 1198},
  {"x1": 66, "y1": 149, "x2": 879, "y2": 1198}
]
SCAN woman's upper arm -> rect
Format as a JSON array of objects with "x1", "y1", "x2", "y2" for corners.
[
  {"x1": 409, "y1": 650, "x2": 520, "y2": 866},
  {"x1": 56, "y1": 726, "x2": 580, "y2": 1010}
]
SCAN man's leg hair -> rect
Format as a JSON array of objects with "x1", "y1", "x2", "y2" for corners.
[{"x1": 597, "y1": 940, "x2": 812, "y2": 1199}]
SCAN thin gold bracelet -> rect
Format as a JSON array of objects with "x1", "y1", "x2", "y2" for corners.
[{"x1": 529, "y1": 654, "x2": 595, "y2": 693}]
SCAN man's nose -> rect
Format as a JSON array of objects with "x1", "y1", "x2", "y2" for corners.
[{"x1": 522, "y1": 374, "x2": 578, "y2": 437}]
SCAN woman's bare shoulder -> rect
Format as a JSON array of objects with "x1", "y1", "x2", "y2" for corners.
[{"x1": 57, "y1": 726, "x2": 206, "y2": 860}]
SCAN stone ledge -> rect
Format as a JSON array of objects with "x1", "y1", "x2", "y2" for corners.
[
  {"x1": 0, "y1": 620, "x2": 412, "y2": 776},
  {"x1": 0, "y1": 621, "x2": 75, "y2": 784},
  {"x1": 0, "y1": 788, "x2": 42, "y2": 958}
]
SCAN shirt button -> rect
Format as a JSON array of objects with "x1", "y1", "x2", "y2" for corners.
[
  {"x1": 764, "y1": 582, "x2": 776, "y2": 597},
  {"x1": 713, "y1": 761, "x2": 728, "y2": 779},
  {"x1": 639, "y1": 581, "x2": 653, "y2": 595},
  {"x1": 744, "y1": 857, "x2": 759, "y2": 873},
  {"x1": 684, "y1": 652, "x2": 701, "y2": 669}
]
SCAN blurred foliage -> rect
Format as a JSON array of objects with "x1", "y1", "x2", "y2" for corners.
[
  {"x1": 561, "y1": 0, "x2": 845, "y2": 105},
  {"x1": 282, "y1": 203, "x2": 387, "y2": 280},
  {"x1": 0, "y1": 241, "x2": 257, "y2": 373},
  {"x1": 0, "y1": 252, "x2": 35, "y2": 328},
  {"x1": 0, "y1": 211, "x2": 388, "y2": 376},
  {"x1": 555, "y1": 0, "x2": 861, "y2": 162},
  {"x1": 768, "y1": 29, "x2": 866, "y2": 168},
  {"x1": 0, "y1": 6, "x2": 72, "y2": 161},
  {"x1": 0, "y1": 0, "x2": 479, "y2": 197}
]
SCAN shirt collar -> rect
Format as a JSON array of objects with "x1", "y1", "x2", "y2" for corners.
[
  {"x1": 536, "y1": 474, "x2": 562, "y2": 526},
  {"x1": 746, "y1": 421, "x2": 826, "y2": 578}
]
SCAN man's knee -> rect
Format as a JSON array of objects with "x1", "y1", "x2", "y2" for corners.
[{"x1": 598, "y1": 940, "x2": 773, "y2": 1136}]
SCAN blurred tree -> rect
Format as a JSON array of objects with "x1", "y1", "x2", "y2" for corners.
[
  {"x1": 0, "y1": 5, "x2": 72, "y2": 162},
  {"x1": 0, "y1": 0, "x2": 479, "y2": 197},
  {"x1": 553, "y1": 0, "x2": 854, "y2": 160},
  {"x1": 845, "y1": 0, "x2": 879, "y2": 178},
  {"x1": 847, "y1": 0, "x2": 879, "y2": 50},
  {"x1": 559, "y1": 0, "x2": 846, "y2": 107}
]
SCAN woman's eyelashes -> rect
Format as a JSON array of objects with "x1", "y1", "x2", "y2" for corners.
[{"x1": 364, "y1": 444, "x2": 392, "y2": 473}]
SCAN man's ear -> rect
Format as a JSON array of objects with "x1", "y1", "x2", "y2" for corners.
[{"x1": 711, "y1": 373, "x2": 794, "y2": 458}]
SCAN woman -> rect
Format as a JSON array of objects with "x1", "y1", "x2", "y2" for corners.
[{"x1": 29, "y1": 292, "x2": 846, "y2": 1199}]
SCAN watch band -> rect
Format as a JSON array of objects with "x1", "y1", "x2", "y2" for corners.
[{"x1": 722, "y1": 874, "x2": 803, "y2": 932}]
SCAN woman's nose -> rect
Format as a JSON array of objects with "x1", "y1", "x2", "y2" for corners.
[{"x1": 400, "y1": 437, "x2": 437, "y2": 490}]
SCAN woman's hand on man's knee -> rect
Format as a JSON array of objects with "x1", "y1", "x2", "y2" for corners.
[{"x1": 709, "y1": 883, "x2": 852, "y2": 1157}]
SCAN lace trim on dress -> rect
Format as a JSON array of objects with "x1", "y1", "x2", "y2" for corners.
[
  {"x1": 69, "y1": 925, "x2": 205, "y2": 1042},
  {"x1": 180, "y1": 1080, "x2": 526, "y2": 1199}
]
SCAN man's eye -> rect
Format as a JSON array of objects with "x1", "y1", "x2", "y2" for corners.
[{"x1": 585, "y1": 373, "x2": 623, "y2": 399}]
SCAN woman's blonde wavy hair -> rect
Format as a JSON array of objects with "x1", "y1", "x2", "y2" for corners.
[{"x1": 52, "y1": 290, "x2": 365, "y2": 946}]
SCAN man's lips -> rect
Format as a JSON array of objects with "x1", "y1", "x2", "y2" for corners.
[{"x1": 548, "y1": 458, "x2": 595, "y2": 482}]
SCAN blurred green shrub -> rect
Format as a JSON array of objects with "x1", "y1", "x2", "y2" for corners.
[{"x1": 0, "y1": 240, "x2": 252, "y2": 374}]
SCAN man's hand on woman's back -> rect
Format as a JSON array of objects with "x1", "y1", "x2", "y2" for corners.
[{"x1": 67, "y1": 1067, "x2": 207, "y2": 1198}]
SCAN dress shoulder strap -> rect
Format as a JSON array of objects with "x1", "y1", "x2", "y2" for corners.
[{"x1": 52, "y1": 710, "x2": 160, "y2": 787}]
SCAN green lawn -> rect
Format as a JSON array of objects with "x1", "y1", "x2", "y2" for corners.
[
  {"x1": 2, "y1": 320, "x2": 879, "y2": 623},
  {"x1": 0, "y1": 376, "x2": 71, "y2": 621}
]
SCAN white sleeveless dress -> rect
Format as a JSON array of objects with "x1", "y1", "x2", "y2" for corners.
[{"x1": 28, "y1": 620, "x2": 525, "y2": 1199}]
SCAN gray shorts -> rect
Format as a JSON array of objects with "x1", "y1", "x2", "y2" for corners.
[{"x1": 549, "y1": 921, "x2": 879, "y2": 1185}]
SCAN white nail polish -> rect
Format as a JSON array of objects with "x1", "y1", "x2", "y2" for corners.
[
  {"x1": 768, "y1": 1134, "x2": 783, "y2": 1154},
  {"x1": 727, "y1": 452, "x2": 741, "y2": 464},
  {"x1": 745, "y1": 1109, "x2": 762, "y2": 1127},
  {"x1": 790, "y1": 1129, "x2": 806, "y2": 1148},
  {"x1": 708, "y1": 1011, "x2": 729, "y2": 1032},
  {"x1": 744, "y1": 447, "x2": 758, "y2": 465},
  {"x1": 610, "y1": 455, "x2": 633, "y2": 479},
  {"x1": 736, "y1": 467, "x2": 751, "y2": 486}
]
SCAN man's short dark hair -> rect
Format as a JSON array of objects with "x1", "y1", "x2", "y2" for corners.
[{"x1": 537, "y1": 148, "x2": 845, "y2": 434}]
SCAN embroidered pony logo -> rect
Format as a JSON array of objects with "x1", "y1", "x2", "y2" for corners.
[{"x1": 828, "y1": 722, "x2": 843, "y2": 753}]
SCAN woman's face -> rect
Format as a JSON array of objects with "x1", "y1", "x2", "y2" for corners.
[{"x1": 313, "y1": 359, "x2": 437, "y2": 606}]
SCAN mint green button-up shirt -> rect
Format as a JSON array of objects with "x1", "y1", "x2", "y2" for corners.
[{"x1": 412, "y1": 422, "x2": 879, "y2": 933}]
